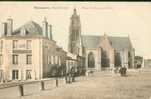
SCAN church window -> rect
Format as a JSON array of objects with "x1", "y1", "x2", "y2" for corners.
[{"x1": 88, "y1": 52, "x2": 95, "y2": 68}]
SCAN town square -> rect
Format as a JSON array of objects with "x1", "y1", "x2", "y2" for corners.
[{"x1": 0, "y1": 2, "x2": 150, "y2": 99}]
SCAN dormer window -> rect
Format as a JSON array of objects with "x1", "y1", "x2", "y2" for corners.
[{"x1": 20, "y1": 27, "x2": 26, "y2": 36}]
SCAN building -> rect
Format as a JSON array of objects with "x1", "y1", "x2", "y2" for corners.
[
  {"x1": 0, "y1": 18, "x2": 67, "y2": 82},
  {"x1": 68, "y1": 9, "x2": 135, "y2": 72},
  {"x1": 144, "y1": 59, "x2": 151, "y2": 69},
  {"x1": 66, "y1": 52, "x2": 77, "y2": 74},
  {"x1": 68, "y1": 9, "x2": 85, "y2": 74}
]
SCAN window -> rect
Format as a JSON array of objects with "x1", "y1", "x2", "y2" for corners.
[
  {"x1": 12, "y1": 55, "x2": 18, "y2": 65},
  {"x1": 88, "y1": 52, "x2": 95, "y2": 68},
  {"x1": 53, "y1": 56, "x2": 55, "y2": 64},
  {"x1": 12, "y1": 70, "x2": 19, "y2": 80},
  {"x1": 0, "y1": 55, "x2": 2, "y2": 65},
  {"x1": 59, "y1": 56, "x2": 61, "y2": 65},
  {"x1": 55, "y1": 56, "x2": 58, "y2": 64},
  {"x1": 26, "y1": 40, "x2": 31, "y2": 49},
  {"x1": 0, "y1": 70, "x2": 3, "y2": 82},
  {"x1": 0, "y1": 40, "x2": 3, "y2": 50},
  {"x1": 57, "y1": 56, "x2": 60, "y2": 65},
  {"x1": 13, "y1": 40, "x2": 18, "y2": 49},
  {"x1": 48, "y1": 56, "x2": 51, "y2": 64},
  {"x1": 26, "y1": 70, "x2": 32, "y2": 80},
  {"x1": 51, "y1": 56, "x2": 53, "y2": 64},
  {"x1": 26, "y1": 55, "x2": 32, "y2": 64}
]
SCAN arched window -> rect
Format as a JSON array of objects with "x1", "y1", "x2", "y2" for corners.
[
  {"x1": 101, "y1": 48, "x2": 110, "y2": 67},
  {"x1": 88, "y1": 52, "x2": 95, "y2": 68},
  {"x1": 114, "y1": 52, "x2": 121, "y2": 67},
  {"x1": 128, "y1": 51, "x2": 131, "y2": 68}
]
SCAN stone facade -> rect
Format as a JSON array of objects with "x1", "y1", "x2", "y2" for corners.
[
  {"x1": 144, "y1": 59, "x2": 151, "y2": 69},
  {"x1": 0, "y1": 18, "x2": 67, "y2": 82},
  {"x1": 68, "y1": 9, "x2": 85, "y2": 74},
  {"x1": 68, "y1": 9, "x2": 82, "y2": 56},
  {"x1": 83, "y1": 34, "x2": 135, "y2": 71},
  {"x1": 68, "y1": 9, "x2": 135, "y2": 72}
]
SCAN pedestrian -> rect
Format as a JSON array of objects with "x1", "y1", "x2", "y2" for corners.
[
  {"x1": 119, "y1": 66, "x2": 127, "y2": 77},
  {"x1": 71, "y1": 67, "x2": 75, "y2": 82},
  {"x1": 119, "y1": 66, "x2": 124, "y2": 76},
  {"x1": 123, "y1": 66, "x2": 127, "y2": 76}
]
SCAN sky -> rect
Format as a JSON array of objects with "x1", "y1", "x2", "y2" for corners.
[{"x1": 0, "y1": 2, "x2": 151, "y2": 59}]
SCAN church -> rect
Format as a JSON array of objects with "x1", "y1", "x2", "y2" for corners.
[{"x1": 68, "y1": 9, "x2": 135, "y2": 71}]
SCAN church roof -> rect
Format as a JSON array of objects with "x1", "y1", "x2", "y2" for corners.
[
  {"x1": 13, "y1": 21, "x2": 43, "y2": 36},
  {"x1": 108, "y1": 36, "x2": 133, "y2": 50},
  {"x1": 82, "y1": 35, "x2": 102, "y2": 49},
  {"x1": 82, "y1": 35, "x2": 133, "y2": 50}
]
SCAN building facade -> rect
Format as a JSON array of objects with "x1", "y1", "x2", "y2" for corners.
[
  {"x1": 68, "y1": 9, "x2": 135, "y2": 72},
  {"x1": 68, "y1": 9, "x2": 85, "y2": 74},
  {"x1": 0, "y1": 18, "x2": 66, "y2": 82},
  {"x1": 144, "y1": 59, "x2": 151, "y2": 69},
  {"x1": 83, "y1": 34, "x2": 135, "y2": 71}
]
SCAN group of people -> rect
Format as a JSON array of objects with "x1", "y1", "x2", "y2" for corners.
[
  {"x1": 66, "y1": 66, "x2": 77, "y2": 83},
  {"x1": 114, "y1": 66, "x2": 127, "y2": 76}
]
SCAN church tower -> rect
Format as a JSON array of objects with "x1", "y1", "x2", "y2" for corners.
[{"x1": 68, "y1": 8, "x2": 82, "y2": 55}]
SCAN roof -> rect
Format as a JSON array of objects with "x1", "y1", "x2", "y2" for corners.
[
  {"x1": 82, "y1": 35, "x2": 102, "y2": 49},
  {"x1": 13, "y1": 21, "x2": 43, "y2": 36},
  {"x1": 82, "y1": 35, "x2": 133, "y2": 50},
  {"x1": 108, "y1": 36, "x2": 132, "y2": 50}
]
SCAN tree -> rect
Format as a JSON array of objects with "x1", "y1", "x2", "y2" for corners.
[{"x1": 134, "y1": 56, "x2": 143, "y2": 69}]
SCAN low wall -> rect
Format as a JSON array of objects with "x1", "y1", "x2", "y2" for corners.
[
  {"x1": 43, "y1": 78, "x2": 56, "y2": 90},
  {"x1": 23, "y1": 81, "x2": 41, "y2": 96},
  {"x1": 0, "y1": 76, "x2": 85, "y2": 99},
  {"x1": 0, "y1": 85, "x2": 20, "y2": 99},
  {"x1": 0, "y1": 77, "x2": 67, "y2": 99}
]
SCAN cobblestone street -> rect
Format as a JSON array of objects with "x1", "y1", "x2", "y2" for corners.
[{"x1": 20, "y1": 71, "x2": 151, "y2": 99}]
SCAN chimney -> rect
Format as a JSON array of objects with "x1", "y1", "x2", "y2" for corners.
[
  {"x1": 42, "y1": 17, "x2": 48, "y2": 38},
  {"x1": 48, "y1": 24, "x2": 53, "y2": 40},
  {"x1": 7, "y1": 18, "x2": 13, "y2": 36},
  {"x1": 1, "y1": 22, "x2": 7, "y2": 37}
]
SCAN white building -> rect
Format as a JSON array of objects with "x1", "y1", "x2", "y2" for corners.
[{"x1": 0, "y1": 18, "x2": 67, "y2": 82}]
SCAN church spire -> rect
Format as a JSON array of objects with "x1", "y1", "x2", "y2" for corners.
[
  {"x1": 68, "y1": 8, "x2": 82, "y2": 55},
  {"x1": 44, "y1": 17, "x2": 47, "y2": 22},
  {"x1": 73, "y1": 8, "x2": 77, "y2": 15}
]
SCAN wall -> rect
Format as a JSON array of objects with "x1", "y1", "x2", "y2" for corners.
[
  {"x1": 0, "y1": 37, "x2": 43, "y2": 81},
  {"x1": 0, "y1": 78, "x2": 66, "y2": 99},
  {"x1": 85, "y1": 48, "x2": 101, "y2": 71},
  {"x1": 99, "y1": 35, "x2": 115, "y2": 69}
]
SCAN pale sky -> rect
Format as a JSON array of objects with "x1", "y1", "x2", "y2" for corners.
[{"x1": 0, "y1": 2, "x2": 151, "y2": 59}]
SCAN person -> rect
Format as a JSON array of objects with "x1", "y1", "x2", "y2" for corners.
[
  {"x1": 119, "y1": 66, "x2": 127, "y2": 77},
  {"x1": 123, "y1": 66, "x2": 127, "y2": 76},
  {"x1": 70, "y1": 67, "x2": 75, "y2": 82},
  {"x1": 119, "y1": 66, "x2": 124, "y2": 76}
]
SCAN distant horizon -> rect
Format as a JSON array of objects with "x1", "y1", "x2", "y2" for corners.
[{"x1": 0, "y1": 2, "x2": 151, "y2": 59}]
